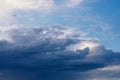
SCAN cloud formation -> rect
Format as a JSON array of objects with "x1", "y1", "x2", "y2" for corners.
[
  {"x1": 0, "y1": 0, "x2": 55, "y2": 23},
  {"x1": 0, "y1": 1, "x2": 119, "y2": 80},
  {"x1": 0, "y1": 26, "x2": 119, "y2": 80},
  {"x1": 66, "y1": 0, "x2": 84, "y2": 8},
  {"x1": 0, "y1": 0, "x2": 87, "y2": 24}
]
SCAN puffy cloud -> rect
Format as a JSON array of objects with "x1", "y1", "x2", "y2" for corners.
[{"x1": 0, "y1": 26, "x2": 119, "y2": 80}]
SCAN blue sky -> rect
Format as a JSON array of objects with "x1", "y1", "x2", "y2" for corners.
[
  {"x1": 17, "y1": 0, "x2": 120, "y2": 50},
  {"x1": 0, "y1": 0, "x2": 120, "y2": 80},
  {"x1": 0, "y1": 0, "x2": 120, "y2": 51}
]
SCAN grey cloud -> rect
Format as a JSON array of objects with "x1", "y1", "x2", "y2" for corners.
[{"x1": 0, "y1": 26, "x2": 119, "y2": 80}]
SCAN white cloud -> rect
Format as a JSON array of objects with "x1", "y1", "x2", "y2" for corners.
[
  {"x1": 66, "y1": 40, "x2": 100, "y2": 51},
  {"x1": 99, "y1": 65, "x2": 120, "y2": 71},
  {"x1": 2, "y1": 0, "x2": 55, "y2": 10},
  {"x1": 0, "y1": 0, "x2": 55, "y2": 23},
  {"x1": 66, "y1": 0, "x2": 84, "y2": 8}
]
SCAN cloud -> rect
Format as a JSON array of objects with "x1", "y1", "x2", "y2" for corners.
[
  {"x1": 0, "y1": 0, "x2": 91, "y2": 24},
  {"x1": 66, "y1": 40, "x2": 100, "y2": 51},
  {"x1": 66, "y1": 0, "x2": 84, "y2": 8},
  {"x1": 0, "y1": 0, "x2": 55, "y2": 23},
  {"x1": 0, "y1": 26, "x2": 120, "y2": 80},
  {"x1": 81, "y1": 65, "x2": 120, "y2": 80},
  {"x1": 0, "y1": 1, "x2": 118, "y2": 79},
  {"x1": 2, "y1": 0, "x2": 54, "y2": 10}
]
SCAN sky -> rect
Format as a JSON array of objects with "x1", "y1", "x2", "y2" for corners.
[
  {"x1": 0, "y1": 0, "x2": 120, "y2": 80},
  {"x1": 0, "y1": 0, "x2": 119, "y2": 51}
]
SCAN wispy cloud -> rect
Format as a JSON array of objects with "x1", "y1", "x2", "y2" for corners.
[
  {"x1": 0, "y1": 0, "x2": 55, "y2": 23},
  {"x1": 66, "y1": 0, "x2": 84, "y2": 8}
]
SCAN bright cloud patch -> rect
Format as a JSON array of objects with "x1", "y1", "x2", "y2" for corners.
[
  {"x1": 0, "y1": 26, "x2": 119, "y2": 80},
  {"x1": 66, "y1": 40, "x2": 100, "y2": 51},
  {"x1": 66, "y1": 0, "x2": 84, "y2": 7},
  {"x1": 0, "y1": 0, "x2": 54, "y2": 22}
]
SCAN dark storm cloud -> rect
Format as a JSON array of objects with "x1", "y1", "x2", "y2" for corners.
[{"x1": 0, "y1": 26, "x2": 120, "y2": 80}]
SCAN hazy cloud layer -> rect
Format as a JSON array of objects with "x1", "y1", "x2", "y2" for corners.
[
  {"x1": 0, "y1": 0, "x2": 85, "y2": 22},
  {"x1": 0, "y1": 0, "x2": 55, "y2": 23},
  {"x1": 0, "y1": 26, "x2": 119, "y2": 80}
]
